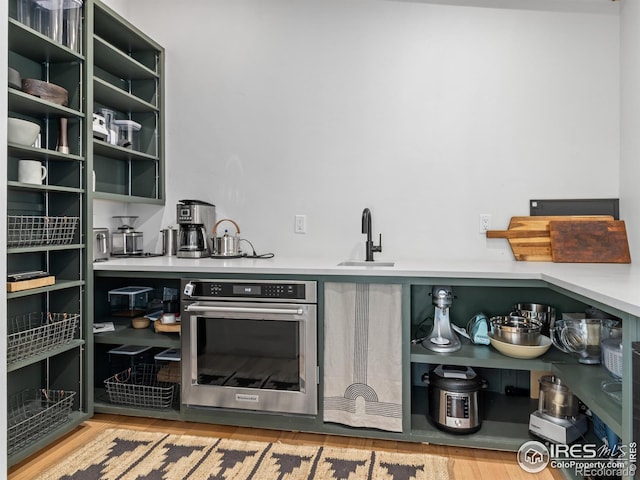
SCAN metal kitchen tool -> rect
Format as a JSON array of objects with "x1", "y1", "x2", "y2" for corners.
[
  {"x1": 489, "y1": 316, "x2": 542, "y2": 346},
  {"x1": 161, "y1": 226, "x2": 178, "y2": 256},
  {"x1": 93, "y1": 227, "x2": 110, "y2": 262},
  {"x1": 513, "y1": 303, "x2": 556, "y2": 337}
]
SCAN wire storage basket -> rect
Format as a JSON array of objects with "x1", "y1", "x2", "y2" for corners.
[
  {"x1": 104, "y1": 364, "x2": 177, "y2": 409},
  {"x1": 7, "y1": 215, "x2": 79, "y2": 247},
  {"x1": 7, "y1": 312, "x2": 80, "y2": 365},
  {"x1": 7, "y1": 389, "x2": 76, "y2": 455}
]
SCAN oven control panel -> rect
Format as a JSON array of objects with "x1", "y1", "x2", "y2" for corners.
[{"x1": 182, "y1": 279, "x2": 317, "y2": 303}]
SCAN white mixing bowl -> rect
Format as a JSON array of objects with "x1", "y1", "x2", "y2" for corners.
[{"x1": 8, "y1": 117, "x2": 40, "y2": 146}]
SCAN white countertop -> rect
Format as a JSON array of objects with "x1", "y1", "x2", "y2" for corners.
[{"x1": 93, "y1": 256, "x2": 640, "y2": 317}]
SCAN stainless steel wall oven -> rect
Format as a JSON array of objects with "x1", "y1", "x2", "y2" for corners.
[{"x1": 181, "y1": 279, "x2": 317, "y2": 415}]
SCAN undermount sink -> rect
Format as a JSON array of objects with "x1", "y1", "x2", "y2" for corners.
[{"x1": 337, "y1": 260, "x2": 395, "y2": 267}]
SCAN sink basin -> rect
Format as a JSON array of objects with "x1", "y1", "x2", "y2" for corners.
[{"x1": 337, "y1": 260, "x2": 395, "y2": 267}]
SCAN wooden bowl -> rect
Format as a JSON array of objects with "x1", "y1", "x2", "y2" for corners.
[
  {"x1": 21, "y1": 78, "x2": 69, "y2": 106},
  {"x1": 131, "y1": 317, "x2": 150, "y2": 329}
]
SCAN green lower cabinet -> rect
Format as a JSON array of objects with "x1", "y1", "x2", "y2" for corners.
[{"x1": 89, "y1": 271, "x2": 633, "y2": 480}]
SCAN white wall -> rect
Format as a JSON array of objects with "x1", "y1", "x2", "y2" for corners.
[
  {"x1": 620, "y1": 0, "x2": 640, "y2": 262},
  {"x1": 98, "y1": 0, "x2": 621, "y2": 261}
]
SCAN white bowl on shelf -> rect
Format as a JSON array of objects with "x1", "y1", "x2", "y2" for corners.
[
  {"x1": 8, "y1": 117, "x2": 40, "y2": 146},
  {"x1": 488, "y1": 333, "x2": 552, "y2": 359}
]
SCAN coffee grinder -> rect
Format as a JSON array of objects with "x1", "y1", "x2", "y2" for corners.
[
  {"x1": 176, "y1": 200, "x2": 216, "y2": 258},
  {"x1": 421, "y1": 286, "x2": 462, "y2": 353}
]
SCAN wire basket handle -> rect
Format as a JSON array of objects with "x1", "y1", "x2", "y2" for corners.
[{"x1": 114, "y1": 368, "x2": 132, "y2": 383}]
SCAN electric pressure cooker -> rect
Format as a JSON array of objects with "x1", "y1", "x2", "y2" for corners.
[{"x1": 425, "y1": 365, "x2": 483, "y2": 434}]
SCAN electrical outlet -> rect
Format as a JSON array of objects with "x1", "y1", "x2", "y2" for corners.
[
  {"x1": 294, "y1": 214, "x2": 307, "y2": 234},
  {"x1": 479, "y1": 214, "x2": 492, "y2": 234}
]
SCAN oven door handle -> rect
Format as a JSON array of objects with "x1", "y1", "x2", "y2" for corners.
[{"x1": 185, "y1": 304, "x2": 304, "y2": 316}]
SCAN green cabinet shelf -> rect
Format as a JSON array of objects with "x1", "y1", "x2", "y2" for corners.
[{"x1": 89, "y1": 0, "x2": 165, "y2": 203}]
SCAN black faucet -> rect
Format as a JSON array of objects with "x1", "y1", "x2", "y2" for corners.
[{"x1": 361, "y1": 208, "x2": 382, "y2": 261}]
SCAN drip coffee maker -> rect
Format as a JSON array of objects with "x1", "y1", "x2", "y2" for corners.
[
  {"x1": 176, "y1": 200, "x2": 216, "y2": 258},
  {"x1": 421, "y1": 286, "x2": 461, "y2": 353}
]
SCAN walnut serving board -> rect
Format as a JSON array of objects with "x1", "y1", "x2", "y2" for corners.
[
  {"x1": 549, "y1": 220, "x2": 631, "y2": 263},
  {"x1": 486, "y1": 215, "x2": 614, "y2": 261}
]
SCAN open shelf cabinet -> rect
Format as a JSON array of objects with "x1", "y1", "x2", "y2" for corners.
[
  {"x1": 88, "y1": 0, "x2": 165, "y2": 204},
  {"x1": 6, "y1": 0, "x2": 91, "y2": 466},
  {"x1": 6, "y1": 0, "x2": 164, "y2": 466}
]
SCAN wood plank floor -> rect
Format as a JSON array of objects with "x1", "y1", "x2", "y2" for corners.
[{"x1": 8, "y1": 413, "x2": 565, "y2": 479}]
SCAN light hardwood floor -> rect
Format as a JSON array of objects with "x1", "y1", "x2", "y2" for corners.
[{"x1": 8, "y1": 413, "x2": 565, "y2": 480}]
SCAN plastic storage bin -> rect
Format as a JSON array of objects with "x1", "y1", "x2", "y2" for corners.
[
  {"x1": 154, "y1": 348, "x2": 180, "y2": 383},
  {"x1": 148, "y1": 287, "x2": 179, "y2": 314},
  {"x1": 113, "y1": 119, "x2": 141, "y2": 150},
  {"x1": 108, "y1": 286, "x2": 153, "y2": 316},
  {"x1": 108, "y1": 344, "x2": 153, "y2": 375}
]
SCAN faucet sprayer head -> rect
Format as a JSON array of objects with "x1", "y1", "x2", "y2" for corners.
[{"x1": 361, "y1": 208, "x2": 371, "y2": 234}]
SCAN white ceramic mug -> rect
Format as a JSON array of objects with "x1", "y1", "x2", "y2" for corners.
[{"x1": 18, "y1": 160, "x2": 47, "y2": 184}]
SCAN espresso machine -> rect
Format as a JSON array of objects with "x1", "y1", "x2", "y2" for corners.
[
  {"x1": 421, "y1": 286, "x2": 462, "y2": 353},
  {"x1": 176, "y1": 200, "x2": 216, "y2": 258}
]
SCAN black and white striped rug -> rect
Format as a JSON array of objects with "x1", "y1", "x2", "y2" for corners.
[{"x1": 36, "y1": 428, "x2": 450, "y2": 480}]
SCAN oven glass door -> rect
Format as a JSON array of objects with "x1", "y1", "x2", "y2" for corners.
[
  {"x1": 196, "y1": 316, "x2": 302, "y2": 391},
  {"x1": 183, "y1": 301, "x2": 317, "y2": 415}
]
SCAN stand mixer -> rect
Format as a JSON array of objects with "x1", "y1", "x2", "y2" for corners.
[{"x1": 421, "y1": 286, "x2": 462, "y2": 353}]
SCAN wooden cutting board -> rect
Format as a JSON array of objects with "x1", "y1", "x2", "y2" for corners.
[
  {"x1": 7, "y1": 275, "x2": 55, "y2": 292},
  {"x1": 486, "y1": 215, "x2": 614, "y2": 261},
  {"x1": 549, "y1": 220, "x2": 631, "y2": 263}
]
